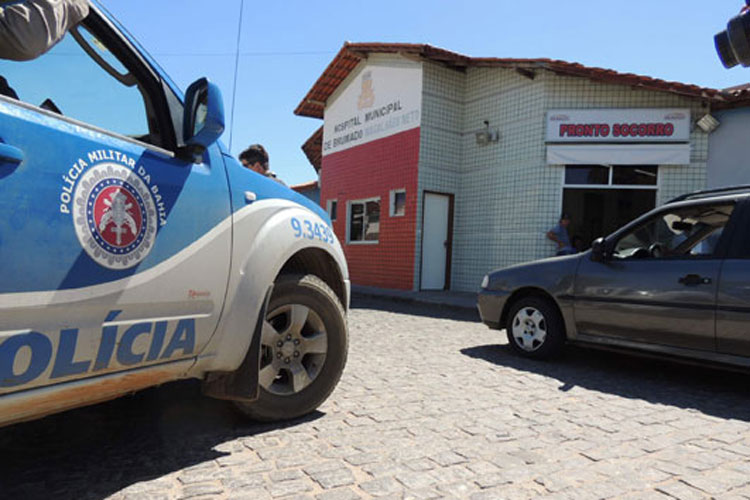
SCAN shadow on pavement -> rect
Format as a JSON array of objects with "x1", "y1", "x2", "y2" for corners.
[
  {"x1": 462, "y1": 342, "x2": 750, "y2": 422},
  {"x1": 0, "y1": 379, "x2": 323, "y2": 500},
  {"x1": 351, "y1": 295, "x2": 480, "y2": 323}
]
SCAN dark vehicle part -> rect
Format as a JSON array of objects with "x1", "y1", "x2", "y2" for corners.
[{"x1": 716, "y1": 1, "x2": 750, "y2": 68}]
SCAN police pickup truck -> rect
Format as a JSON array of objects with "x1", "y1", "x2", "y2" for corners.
[{"x1": 0, "y1": 3, "x2": 349, "y2": 426}]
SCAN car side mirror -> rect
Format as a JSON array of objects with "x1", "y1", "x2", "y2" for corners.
[
  {"x1": 181, "y1": 77, "x2": 225, "y2": 161},
  {"x1": 590, "y1": 237, "x2": 607, "y2": 262}
]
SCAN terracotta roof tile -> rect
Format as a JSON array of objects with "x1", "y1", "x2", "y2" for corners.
[
  {"x1": 301, "y1": 126, "x2": 323, "y2": 172},
  {"x1": 295, "y1": 42, "x2": 732, "y2": 119},
  {"x1": 721, "y1": 83, "x2": 750, "y2": 106},
  {"x1": 291, "y1": 180, "x2": 319, "y2": 192}
]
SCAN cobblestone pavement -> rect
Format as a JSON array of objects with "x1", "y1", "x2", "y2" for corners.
[{"x1": 3, "y1": 296, "x2": 750, "y2": 500}]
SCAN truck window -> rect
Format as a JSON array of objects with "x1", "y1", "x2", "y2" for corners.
[{"x1": 0, "y1": 24, "x2": 156, "y2": 145}]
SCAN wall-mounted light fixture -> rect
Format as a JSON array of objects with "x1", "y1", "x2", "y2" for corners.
[
  {"x1": 475, "y1": 120, "x2": 500, "y2": 145},
  {"x1": 696, "y1": 113, "x2": 720, "y2": 134}
]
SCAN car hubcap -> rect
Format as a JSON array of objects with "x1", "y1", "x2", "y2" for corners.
[
  {"x1": 259, "y1": 303, "x2": 327, "y2": 395},
  {"x1": 511, "y1": 306, "x2": 547, "y2": 352}
]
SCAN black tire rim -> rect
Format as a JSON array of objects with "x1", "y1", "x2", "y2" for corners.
[{"x1": 259, "y1": 303, "x2": 328, "y2": 395}]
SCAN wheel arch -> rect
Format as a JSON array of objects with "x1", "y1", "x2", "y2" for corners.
[{"x1": 277, "y1": 248, "x2": 348, "y2": 311}]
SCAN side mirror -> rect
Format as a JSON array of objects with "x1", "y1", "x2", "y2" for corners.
[
  {"x1": 590, "y1": 237, "x2": 607, "y2": 262},
  {"x1": 182, "y1": 77, "x2": 225, "y2": 160}
]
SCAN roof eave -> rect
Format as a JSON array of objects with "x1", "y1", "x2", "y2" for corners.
[{"x1": 295, "y1": 42, "x2": 731, "y2": 121}]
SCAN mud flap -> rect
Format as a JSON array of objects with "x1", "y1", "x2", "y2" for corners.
[{"x1": 201, "y1": 285, "x2": 273, "y2": 402}]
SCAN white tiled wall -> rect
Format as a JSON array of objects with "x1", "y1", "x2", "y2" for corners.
[
  {"x1": 414, "y1": 62, "x2": 465, "y2": 289},
  {"x1": 418, "y1": 63, "x2": 710, "y2": 292}
]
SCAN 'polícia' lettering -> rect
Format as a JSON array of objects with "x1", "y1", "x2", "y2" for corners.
[{"x1": 0, "y1": 311, "x2": 197, "y2": 388}]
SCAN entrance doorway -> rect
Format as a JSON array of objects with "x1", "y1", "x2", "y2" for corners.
[
  {"x1": 562, "y1": 165, "x2": 658, "y2": 250},
  {"x1": 420, "y1": 192, "x2": 453, "y2": 290}
]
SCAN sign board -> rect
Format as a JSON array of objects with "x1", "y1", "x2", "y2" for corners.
[
  {"x1": 546, "y1": 109, "x2": 691, "y2": 143},
  {"x1": 323, "y1": 61, "x2": 422, "y2": 156}
]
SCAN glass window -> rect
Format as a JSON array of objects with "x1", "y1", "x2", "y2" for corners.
[
  {"x1": 613, "y1": 204, "x2": 734, "y2": 259},
  {"x1": 562, "y1": 164, "x2": 659, "y2": 251},
  {"x1": 612, "y1": 166, "x2": 658, "y2": 186},
  {"x1": 390, "y1": 190, "x2": 406, "y2": 217},
  {"x1": 349, "y1": 199, "x2": 380, "y2": 243},
  {"x1": 565, "y1": 166, "x2": 609, "y2": 185},
  {"x1": 350, "y1": 203, "x2": 363, "y2": 239},
  {"x1": 564, "y1": 165, "x2": 659, "y2": 186},
  {"x1": 327, "y1": 199, "x2": 337, "y2": 221},
  {"x1": 0, "y1": 24, "x2": 154, "y2": 143},
  {"x1": 562, "y1": 188, "x2": 656, "y2": 251}
]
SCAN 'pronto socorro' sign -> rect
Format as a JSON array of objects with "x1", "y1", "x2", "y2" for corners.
[{"x1": 546, "y1": 109, "x2": 691, "y2": 143}]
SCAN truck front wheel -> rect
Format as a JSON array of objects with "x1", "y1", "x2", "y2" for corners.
[{"x1": 234, "y1": 274, "x2": 348, "y2": 421}]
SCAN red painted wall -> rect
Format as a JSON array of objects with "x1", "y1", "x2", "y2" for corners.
[{"x1": 321, "y1": 127, "x2": 420, "y2": 290}]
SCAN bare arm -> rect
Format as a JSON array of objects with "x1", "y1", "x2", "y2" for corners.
[{"x1": 546, "y1": 230, "x2": 564, "y2": 248}]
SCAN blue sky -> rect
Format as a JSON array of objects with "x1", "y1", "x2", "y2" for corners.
[{"x1": 102, "y1": 1, "x2": 750, "y2": 186}]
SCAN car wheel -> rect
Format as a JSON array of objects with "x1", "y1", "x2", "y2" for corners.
[
  {"x1": 234, "y1": 274, "x2": 348, "y2": 421},
  {"x1": 505, "y1": 296, "x2": 565, "y2": 359}
]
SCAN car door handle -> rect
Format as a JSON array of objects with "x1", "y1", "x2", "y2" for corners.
[
  {"x1": 0, "y1": 142, "x2": 23, "y2": 165},
  {"x1": 679, "y1": 274, "x2": 712, "y2": 286}
]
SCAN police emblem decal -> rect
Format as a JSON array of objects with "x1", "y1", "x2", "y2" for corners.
[{"x1": 73, "y1": 163, "x2": 157, "y2": 269}]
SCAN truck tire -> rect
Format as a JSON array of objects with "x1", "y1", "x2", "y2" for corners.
[{"x1": 234, "y1": 274, "x2": 348, "y2": 421}]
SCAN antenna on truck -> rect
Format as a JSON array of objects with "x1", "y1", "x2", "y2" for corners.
[{"x1": 228, "y1": 0, "x2": 245, "y2": 152}]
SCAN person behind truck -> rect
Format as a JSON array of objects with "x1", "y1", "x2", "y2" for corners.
[
  {"x1": 239, "y1": 144, "x2": 286, "y2": 186},
  {"x1": 547, "y1": 213, "x2": 576, "y2": 256},
  {"x1": 0, "y1": 0, "x2": 89, "y2": 61}
]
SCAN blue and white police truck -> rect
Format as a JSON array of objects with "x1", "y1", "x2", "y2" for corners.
[{"x1": 0, "y1": 3, "x2": 349, "y2": 426}]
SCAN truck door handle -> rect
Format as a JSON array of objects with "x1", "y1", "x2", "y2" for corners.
[
  {"x1": 0, "y1": 142, "x2": 23, "y2": 165},
  {"x1": 679, "y1": 274, "x2": 711, "y2": 286}
]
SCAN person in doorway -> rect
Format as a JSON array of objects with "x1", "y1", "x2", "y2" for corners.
[
  {"x1": 546, "y1": 213, "x2": 576, "y2": 256},
  {"x1": 0, "y1": 0, "x2": 89, "y2": 61},
  {"x1": 239, "y1": 144, "x2": 286, "y2": 186}
]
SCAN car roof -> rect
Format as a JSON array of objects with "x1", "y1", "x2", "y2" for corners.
[{"x1": 667, "y1": 185, "x2": 750, "y2": 204}]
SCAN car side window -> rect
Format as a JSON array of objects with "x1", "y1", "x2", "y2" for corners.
[
  {"x1": 0, "y1": 23, "x2": 156, "y2": 145},
  {"x1": 613, "y1": 203, "x2": 734, "y2": 260}
]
